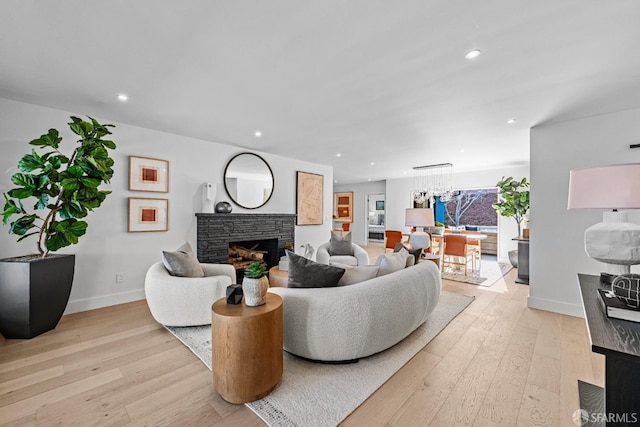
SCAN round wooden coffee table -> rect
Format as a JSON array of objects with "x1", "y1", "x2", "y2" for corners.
[
  {"x1": 211, "y1": 293, "x2": 283, "y2": 404},
  {"x1": 268, "y1": 266, "x2": 288, "y2": 287}
]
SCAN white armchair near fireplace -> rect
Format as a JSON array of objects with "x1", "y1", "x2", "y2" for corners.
[{"x1": 144, "y1": 262, "x2": 236, "y2": 326}]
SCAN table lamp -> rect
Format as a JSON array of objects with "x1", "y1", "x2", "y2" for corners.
[
  {"x1": 567, "y1": 163, "x2": 640, "y2": 275},
  {"x1": 405, "y1": 208, "x2": 434, "y2": 252}
]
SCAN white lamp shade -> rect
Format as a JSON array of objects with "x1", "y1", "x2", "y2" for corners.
[
  {"x1": 568, "y1": 164, "x2": 640, "y2": 209},
  {"x1": 405, "y1": 208, "x2": 435, "y2": 227}
]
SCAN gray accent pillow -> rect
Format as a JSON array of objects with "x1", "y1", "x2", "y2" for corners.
[
  {"x1": 332, "y1": 263, "x2": 380, "y2": 286},
  {"x1": 287, "y1": 250, "x2": 345, "y2": 288},
  {"x1": 162, "y1": 242, "x2": 205, "y2": 278},
  {"x1": 329, "y1": 230, "x2": 353, "y2": 255},
  {"x1": 394, "y1": 241, "x2": 422, "y2": 265},
  {"x1": 375, "y1": 248, "x2": 409, "y2": 276}
]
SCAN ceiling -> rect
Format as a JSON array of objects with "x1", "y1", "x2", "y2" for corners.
[{"x1": 2, "y1": 1, "x2": 640, "y2": 184}]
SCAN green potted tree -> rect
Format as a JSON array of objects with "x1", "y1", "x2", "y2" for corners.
[
  {"x1": 492, "y1": 176, "x2": 530, "y2": 238},
  {"x1": 0, "y1": 116, "x2": 116, "y2": 339},
  {"x1": 242, "y1": 261, "x2": 268, "y2": 306}
]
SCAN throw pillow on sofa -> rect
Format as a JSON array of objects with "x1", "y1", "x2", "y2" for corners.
[
  {"x1": 332, "y1": 263, "x2": 380, "y2": 286},
  {"x1": 329, "y1": 230, "x2": 354, "y2": 255},
  {"x1": 375, "y1": 248, "x2": 409, "y2": 276},
  {"x1": 394, "y1": 241, "x2": 422, "y2": 265},
  {"x1": 162, "y1": 242, "x2": 204, "y2": 277},
  {"x1": 287, "y1": 250, "x2": 345, "y2": 288}
]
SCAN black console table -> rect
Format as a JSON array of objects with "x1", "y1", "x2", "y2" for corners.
[
  {"x1": 578, "y1": 274, "x2": 640, "y2": 426},
  {"x1": 512, "y1": 237, "x2": 529, "y2": 285}
]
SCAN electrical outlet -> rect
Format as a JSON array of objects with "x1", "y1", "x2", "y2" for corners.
[{"x1": 116, "y1": 272, "x2": 125, "y2": 283}]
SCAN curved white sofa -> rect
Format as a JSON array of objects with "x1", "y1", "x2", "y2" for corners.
[
  {"x1": 144, "y1": 262, "x2": 236, "y2": 327},
  {"x1": 268, "y1": 260, "x2": 441, "y2": 362},
  {"x1": 316, "y1": 242, "x2": 370, "y2": 266}
]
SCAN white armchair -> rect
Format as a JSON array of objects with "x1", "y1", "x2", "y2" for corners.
[
  {"x1": 316, "y1": 242, "x2": 370, "y2": 266},
  {"x1": 144, "y1": 262, "x2": 236, "y2": 326}
]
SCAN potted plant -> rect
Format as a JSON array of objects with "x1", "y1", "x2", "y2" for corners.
[
  {"x1": 492, "y1": 176, "x2": 530, "y2": 238},
  {"x1": 0, "y1": 116, "x2": 116, "y2": 339},
  {"x1": 242, "y1": 261, "x2": 268, "y2": 306}
]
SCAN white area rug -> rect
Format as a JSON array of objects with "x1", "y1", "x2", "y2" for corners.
[
  {"x1": 166, "y1": 291, "x2": 474, "y2": 427},
  {"x1": 441, "y1": 260, "x2": 512, "y2": 287}
]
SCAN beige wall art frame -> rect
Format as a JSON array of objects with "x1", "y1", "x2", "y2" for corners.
[
  {"x1": 128, "y1": 197, "x2": 169, "y2": 232},
  {"x1": 296, "y1": 171, "x2": 323, "y2": 225},
  {"x1": 129, "y1": 156, "x2": 169, "y2": 192}
]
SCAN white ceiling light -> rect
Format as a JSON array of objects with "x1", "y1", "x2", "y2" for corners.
[
  {"x1": 117, "y1": 93, "x2": 128, "y2": 102},
  {"x1": 412, "y1": 163, "x2": 454, "y2": 204},
  {"x1": 254, "y1": 130, "x2": 262, "y2": 137},
  {"x1": 370, "y1": 162, "x2": 375, "y2": 166},
  {"x1": 506, "y1": 119, "x2": 516, "y2": 124},
  {"x1": 464, "y1": 49, "x2": 482, "y2": 60},
  {"x1": 336, "y1": 153, "x2": 341, "y2": 157}
]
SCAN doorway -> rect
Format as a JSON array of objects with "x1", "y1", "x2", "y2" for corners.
[{"x1": 366, "y1": 193, "x2": 385, "y2": 244}]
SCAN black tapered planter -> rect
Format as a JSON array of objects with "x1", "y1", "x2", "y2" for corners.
[{"x1": 0, "y1": 254, "x2": 75, "y2": 339}]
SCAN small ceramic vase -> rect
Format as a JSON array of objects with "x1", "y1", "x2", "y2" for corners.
[{"x1": 242, "y1": 276, "x2": 269, "y2": 306}]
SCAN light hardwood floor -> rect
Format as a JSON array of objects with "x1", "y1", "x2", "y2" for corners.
[{"x1": 0, "y1": 244, "x2": 603, "y2": 426}]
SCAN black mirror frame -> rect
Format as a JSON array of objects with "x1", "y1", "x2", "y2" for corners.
[{"x1": 223, "y1": 152, "x2": 274, "y2": 209}]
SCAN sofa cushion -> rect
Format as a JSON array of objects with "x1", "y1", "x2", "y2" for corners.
[
  {"x1": 328, "y1": 255, "x2": 359, "y2": 267},
  {"x1": 162, "y1": 242, "x2": 204, "y2": 277},
  {"x1": 375, "y1": 248, "x2": 409, "y2": 276},
  {"x1": 394, "y1": 241, "x2": 422, "y2": 265},
  {"x1": 287, "y1": 250, "x2": 345, "y2": 288},
  {"x1": 332, "y1": 263, "x2": 380, "y2": 286},
  {"x1": 329, "y1": 230, "x2": 353, "y2": 255}
]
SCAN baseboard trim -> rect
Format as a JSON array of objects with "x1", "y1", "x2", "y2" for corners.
[
  {"x1": 527, "y1": 296, "x2": 584, "y2": 318},
  {"x1": 64, "y1": 289, "x2": 146, "y2": 315}
]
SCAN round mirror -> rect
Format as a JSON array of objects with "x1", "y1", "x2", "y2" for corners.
[{"x1": 223, "y1": 152, "x2": 274, "y2": 209}]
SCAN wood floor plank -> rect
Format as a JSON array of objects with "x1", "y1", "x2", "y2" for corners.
[
  {"x1": 0, "y1": 365, "x2": 64, "y2": 396},
  {"x1": 515, "y1": 384, "x2": 559, "y2": 427}
]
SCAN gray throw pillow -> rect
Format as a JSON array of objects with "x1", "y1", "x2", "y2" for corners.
[
  {"x1": 329, "y1": 230, "x2": 353, "y2": 255},
  {"x1": 287, "y1": 250, "x2": 345, "y2": 288},
  {"x1": 394, "y1": 241, "x2": 422, "y2": 265},
  {"x1": 375, "y1": 248, "x2": 409, "y2": 276},
  {"x1": 332, "y1": 263, "x2": 380, "y2": 286},
  {"x1": 162, "y1": 242, "x2": 205, "y2": 277}
]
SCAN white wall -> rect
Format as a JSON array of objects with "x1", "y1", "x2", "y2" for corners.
[
  {"x1": 529, "y1": 107, "x2": 640, "y2": 317},
  {"x1": 385, "y1": 165, "x2": 530, "y2": 262},
  {"x1": 0, "y1": 98, "x2": 333, "y2": 314},
  {"x1": 333, "y1": 181, "x2": 386, "y2": 245}
]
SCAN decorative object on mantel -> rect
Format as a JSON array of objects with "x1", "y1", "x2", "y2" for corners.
[
  {"x1": 128, "y1": 197, "x2": 168, "y2": 232},
  {"x1": 226, "y1": 284, "x2": 243, "y2": 305},
  {"x1": 492, "y1": 176, "x2": 530, "y2": 238},
  {"x1": 412, "y1": 163, "x2": 454, "y2": 206},
  {"x1": 215, "y1": 201, "x2": 232, "y2": 213},
  {"x1": 612, "y1": 274, "x2": 640, "y2": 309},
  {"x1": 296, "y1": 171, "x2": 323, "y2": 225},
  {"x1": 0, "y1": 116, "x2": 116, "y2": 339},
  {"x1": 129, "y1": 155, "x2": 169, "y2": 193},
  {"x1": 567, "y1": 163, "x2": 640, "y2": 275},
  {"x1": 202, "y1": 182, "x2": 216, "y2": 213},
  {"x1": 242, "y1": 261, "x2": 269, "y2": 306}
]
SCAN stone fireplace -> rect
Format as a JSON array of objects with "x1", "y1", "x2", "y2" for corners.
[{"x1": 196, "y1": 213, "x2": 296, "y2": 280}]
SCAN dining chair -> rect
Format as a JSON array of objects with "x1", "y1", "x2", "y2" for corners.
[
  {"x1": 461, "y1": 230, "x2": 482, "y2": 271},
  {"x1": 443, "y1": 234, "x2": 474, "y2": 275},
  {"x1": 384, "y1": 230, "x2": 403, "y2": 252}
]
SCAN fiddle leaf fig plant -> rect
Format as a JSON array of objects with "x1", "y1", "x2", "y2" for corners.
[
  {"x1": 492, "y1": 176, "x2": 530, "y2": 237},
  {"x1": 2, "y1": 116, "x2": 116, "y2": 257}
]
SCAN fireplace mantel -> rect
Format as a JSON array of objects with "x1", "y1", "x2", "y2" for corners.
[{"x1": 196, "y1": 213, "x2": 296, "y2": 265}]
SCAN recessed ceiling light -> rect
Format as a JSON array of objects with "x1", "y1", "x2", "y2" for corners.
[
  {"x1": 460, "y1": 149, "x2": 465, "y2": 153},
  {"x1": 368, "y1": 179, "x2": 372, "y2": 181},
  {"x1": 336, "y1": 153, "x2": 341, "y2": 157},
  {"x1": 370, "y1": 162, "x2": 375, "y2": 166},
  {"x1": 334, "y1": 179, "x2": 338, "y2": 183},
  {"x1": 506, "y1": 119, "x2": 516, "y2": 124},
  {"x1": 117, "y1": 93, "x2": 128, "y2": 102},
  {"x1": 464, "y1": 49, "x2": 481, "y2": 60},
  {"x1": 254, "y1": 130, "x2": 262, "y2": 138}
]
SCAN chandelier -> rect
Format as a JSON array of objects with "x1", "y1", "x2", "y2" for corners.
[{"x1": 412, "y1": 163, "x2": 454, "y2": 204}]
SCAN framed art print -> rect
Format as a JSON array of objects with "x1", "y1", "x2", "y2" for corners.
[
  {"x1": 296, "y1": 171, "x2": 323, "y2": 225},
  {"x1": 129, "y1": 156, "x2": 169, "y2": 192},
  {"x1": 128, "y1": 198, "x2": 168, "y2": 232}
]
